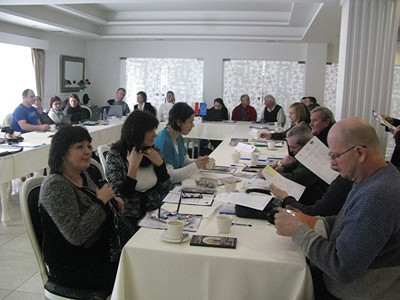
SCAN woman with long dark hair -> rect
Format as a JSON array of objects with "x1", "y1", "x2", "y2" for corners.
[{"x1": 106, "y1": 110, "x2": 171, "y2": 228}]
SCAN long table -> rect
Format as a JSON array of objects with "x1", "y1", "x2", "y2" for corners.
[
  {"x1": 111, "y1": 122, "x2": 313, "y2": 300},
  {"x1": 0, "y1": 121, "x2": 124, "y2": 225}
]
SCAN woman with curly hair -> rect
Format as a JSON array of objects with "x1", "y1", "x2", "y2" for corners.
[{"x1": 106, "y1": 110, "x2": 171, "y2": 229}]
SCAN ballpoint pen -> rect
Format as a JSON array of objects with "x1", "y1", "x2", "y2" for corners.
[{"x1": 232, "y1": 222, "x2": 252, "y2": 227}]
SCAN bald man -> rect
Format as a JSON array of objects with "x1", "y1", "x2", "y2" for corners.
[{"x1": 274, "y1": 117, "x2": 400, "y2": 299}]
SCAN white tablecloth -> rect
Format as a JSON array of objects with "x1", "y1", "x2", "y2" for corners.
[{"x1": 111, "y1": 122, "x2": 313, "y2": 300}]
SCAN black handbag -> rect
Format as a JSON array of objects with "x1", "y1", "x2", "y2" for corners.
[{"x1": 235, "y1": 188, "x2": 282, "y2": 225}]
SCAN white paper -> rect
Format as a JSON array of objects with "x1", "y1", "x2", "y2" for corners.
[
  {"x1": 162, "y1": 191, "x2": 214, "y2": 206},
  {"x1": 216, "y1": 192, "x2": 273, "y2": 211},
  {"x1": 294, "y1": 136, "x2": 339, "y2": 184},
  {"x1": 262, "y1": 165, "x2": 305, "y2": 201},
  {"x1": 235, "y1": 142, "x2": 256, "y2": 153}
]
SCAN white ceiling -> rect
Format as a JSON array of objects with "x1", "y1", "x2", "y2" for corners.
[{"x1": 0, "y1": 0, "x2": 342, "y2": 43}]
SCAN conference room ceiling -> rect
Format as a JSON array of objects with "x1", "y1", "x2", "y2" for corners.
[{"x1": 0, "y1": 0, "x2": 342, "y2": 44}]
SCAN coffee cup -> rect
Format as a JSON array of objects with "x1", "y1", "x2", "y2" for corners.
[
  {"x1": 166, "y1": 220, "x2": 184, "y2": 240},
  {"x1": 224, "y1": 181, "x2": 237, "y2": 193},
  {"x1": 217, "y1": 215, "x2": 233, "y2": 234},
  {"x1": 250, "y1": 151, "x2": 259, "y2": 165},
  {"x1": 205, "y1": 157, "x2": 216, "y2": 169},
  {"x1": 231, "y1": 151, "x2": 240, "y2": 163},
  {"x1": 268, "y1": 141, "x2": 275, "y2": 150},
  {"x1": 50, "y1": 124, "x2": 57, "y2": 132},
  {"x1": 274, "y1": 122, "x2": 279, "y2": 127},
  {"x1": 255, "y1": 131, "x2": 260, "y2": 140}
]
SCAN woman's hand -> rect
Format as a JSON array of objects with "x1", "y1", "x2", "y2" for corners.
[
  {"x1": 96, "y1": 183, "x2": 115, "y2": 205},
  {"x1": 269, "y1": 183, "x2": 289, "y2": 200},
  {"x1": 195, "y1": 156, "x2": 209, "y2": 169},
  {"x1": 143, "y1": 147, "x2": 163, "y2": 167},
  {"x1": 127, "y1": 146, "x2": 143, "y2": 178}
]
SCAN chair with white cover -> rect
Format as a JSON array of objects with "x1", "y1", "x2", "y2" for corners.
[
  {"x1": 20, "y1": 176, "x2": 110, "y2": 300},
  {"x1": 2, "y1": 113, "x2": 13, "y2": 127},
  {"x1": 97, "y1": 144, "x2": 111, "y2": 176},
  {"x1": 80, "y1": 105, "x2": 92, "y2": 120}
]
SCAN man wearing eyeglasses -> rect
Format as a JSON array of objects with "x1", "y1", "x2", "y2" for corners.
[
  {"x1": 274, "y1": 117, "x2": 400, "y2": 299},
  {"x1": 273, "y1": 124, "x2": 328, "y2": 206}
]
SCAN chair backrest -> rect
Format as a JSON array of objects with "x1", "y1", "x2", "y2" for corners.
[
  {"x1": 97, "y1": 144, "x2": 111, "y2": 176},
  {"x1": 2, "y1": 113, "x2": 13, "y2": 127},
  {"x1": 87, "y1": 158, "x2": 105, "y2": 187},
  {"x1": 19, "y1": 176, "x2": 48, "y2": 285},
  {"x1": 80, "y1": 105, "x2": 92, "y2": 120}
]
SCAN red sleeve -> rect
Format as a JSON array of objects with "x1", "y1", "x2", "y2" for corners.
[
  {"x1": 231, "y1": 106, "x2": 240, "y2": 121},
  {"x1": 248, "y1": 107, "x2": 257, "y2": 121}
]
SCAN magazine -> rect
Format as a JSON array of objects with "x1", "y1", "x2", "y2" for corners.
[{"x1": 190, "y1": 235, "x2": 237, "y2": 249}]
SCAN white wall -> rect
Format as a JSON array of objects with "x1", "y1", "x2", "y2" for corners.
[
  {"x1": 0, "y1": 22, "x2": 86, "y2": 108},
  {"x1": 86, "y1": 40, "x2": 329, "y2": 107},
  {"x1": 1, "y1": 22, "x2": 331, "y2": 109}
]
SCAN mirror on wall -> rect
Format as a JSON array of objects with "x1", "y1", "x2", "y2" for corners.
[{"x1": 60, "y1": 55, "x2": 85, "y2": 93}]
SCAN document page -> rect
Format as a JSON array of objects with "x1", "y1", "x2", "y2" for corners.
[
  {"x1": 216, "y1": 192, "x2": 273, "y2": 211},
  {"x1": 294, "y1": 136, "x2": 339, "y2": 184},
  {"x1": 262, "y1": 165, "x2": 305, "y2": 200}
]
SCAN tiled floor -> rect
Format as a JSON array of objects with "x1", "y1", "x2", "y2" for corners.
[{"x1": 0, "y1": 182, "x2": 44, "y2": 300}]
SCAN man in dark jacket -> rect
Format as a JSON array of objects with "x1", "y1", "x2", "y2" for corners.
[{"x1": 310, "y1": 106, "x2": 335, "y2": 146}]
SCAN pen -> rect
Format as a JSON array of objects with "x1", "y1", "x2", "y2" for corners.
[
  {"x1": 232, "y1": 222, "x2": 252, "y2": 227},
  {"x1": 240, "y1": 157, "x2": 267, "y2": 161}
]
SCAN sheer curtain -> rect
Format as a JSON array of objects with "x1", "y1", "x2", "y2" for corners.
[
  {"x1": 125, "y1": 58, "x2": 204, "y2": 110},
  {"x1": 223, "y1": 60, "x2": 305, "y2": 124},
  {"x1": 31, "y1": 48, "x2": 45, "y2": 98}
]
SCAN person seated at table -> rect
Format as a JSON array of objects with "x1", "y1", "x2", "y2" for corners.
[
  {"x1": 106, "y1": 110, "x2": 171, "y2": 229},
  {"x1": 134, "y1": 91, "x2": 156, "y2": 116},
  {"x1": 269, "y1": 170, "x2": 353, "y2": 216},
  {"x1": 158, "y1": 91, "x2": 175, "y2": 122},
  {"x1": 12, "y1": 88, "x2": 50, "y2": 133},
  {"x1": 273, "y1": 124, "x2": 328, "y2": 205},
  {"x1": 39, "y1": 125, "x2": 122, "y2": 294},
  {"x1": 199, "y1": 98, "x2": 229, "y2": 155},
  {"x1": 379, "y1": 114, "x2": 400, "y2": 168},
  {"x1": 231, "y1": 94, "x2": 257, "y2": 121},
  {"x1": 154, "y1": 102, "x2": 209, "y2": 184},
  {"x1": 33, "y1": 96, "x2": 54, "y2": 125},
  {"x1": 63, "y1": 93, "x2": 89, "y2": 123},
  {"x1": 47, "y1": 96, "x2": 65, "y2": 125},
  {"x1": 301, "y1": 96, "x2": 319, "y2": 111},
  {"x1": 309, "y1": 106, "x2": 335, "y2": 146},
  {"x1": 259, "y1": 95, "x2": 286, "y2": 127},
  {"x1": 260, "y1": 102, "x2": 310, "y2": 141},
  {"x1": 274, "y1": 117, "x2": 400, "y2": 300},
  {"x1": 107, "y1": 87, "x2": 130, "y2": 116}
]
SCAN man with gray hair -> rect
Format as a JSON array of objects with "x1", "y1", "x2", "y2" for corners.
[
  {"x1": 260, "y1": 94, "x2": 286, "y2": 127},
  {"x1": 274, "y1": 124, "x2": 328, "y2": 205},
  {"x1": 310, "y1": 106, "x2": 335, "y2": 146},
  {"x1": 275, "y1": 117, "x2": 400, "y2": 299}
]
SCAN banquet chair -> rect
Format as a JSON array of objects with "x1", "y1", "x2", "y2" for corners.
[
  {"x1": 20, "y1": 176, "x2": 110, "y2": 300},
  {"x1": 80, "y1": 105, "x2": 92, "y2": 120},
  {"x1": 88, "y1": 158, "x2": 106, "y2": 185},
  {"x1": 2, "y1": 113, "x2": 13, "y2": 127},
  {"x1": 97, "y1": 144, "x2": 111, "y2": 176}
]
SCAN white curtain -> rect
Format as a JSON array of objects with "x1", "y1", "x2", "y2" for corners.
[
  {"x1": 125, "y1": 58, "x2": 204, "y2": 110},
  {"x1": 31, "y1": 48, "x2": 45, "y2": 98}
]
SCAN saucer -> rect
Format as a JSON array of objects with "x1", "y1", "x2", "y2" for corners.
[{"x1": 161, "y1": 232, "x2": 190, "y2": 243}]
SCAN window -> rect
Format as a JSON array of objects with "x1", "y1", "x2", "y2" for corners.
[
  {"x1": 125, "y1": 58, "x2": 204, "y2": 111},
  {"x1": 223, "y1": 60, "x2": 305, "y2": 123},
  {"x1": 324, "y1": 63, "x2": 338, "y2": 114},
  {"x1": 0, "y1": 43, "x2": 36, "y2": 124}
]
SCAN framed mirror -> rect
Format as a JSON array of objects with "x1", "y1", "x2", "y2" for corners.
[{"x1": 60, "y1": 55, "x2": 85, "y2": 93}]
